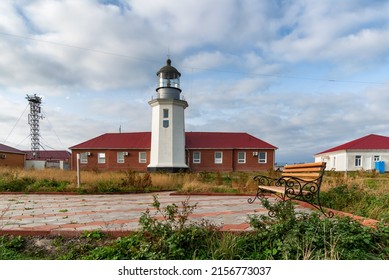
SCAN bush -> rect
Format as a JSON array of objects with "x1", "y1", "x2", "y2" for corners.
[
  {"x1": 321, "y1": 184, "x2": 389, "y2": 222},
  {"x1": 247, "y1": 197, "x2": 389, "y2": 260}
]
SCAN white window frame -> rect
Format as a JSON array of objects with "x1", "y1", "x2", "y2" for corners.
[
  {"x1": 258, "y1": 152, "x2": 267, "y2": 163},
  {"x1": 355, "y1": 155, "x2": 362, "y2": 167},
  {"x1": 117, "y1": 152, "x2": 125, "y2": 163},
  {"x1": 98, "y1": 152, "x2": 106, "y2": 164},
  {"x1": 80, "y1": 152, "x2": 88, "y2": 164},
  {"x1": 238, "y1": 152, "x2": 246, "y2": 164},
  {"x1": 373, "y1": 155, "x2": 380, "y2": 162},
  {"x1": 193, "y1": 151, "x2": 201, "y2": 164},
  {"x1": 214, "y1": 151, "x2": 223, "y2": 164},
  {"x1": 139, "y1": 152, "x2": 147, "y2": 163}
]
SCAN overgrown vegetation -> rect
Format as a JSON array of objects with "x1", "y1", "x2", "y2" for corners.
[
  {"x1": 320, "y1": 171, "x2": 389, "y2": 223},
  {"x1": 0, "y1": 167, "x2": 388, "y2": 222},
  {"x1": 1, "y1": 195, "x2": 388, "y2": 260}
]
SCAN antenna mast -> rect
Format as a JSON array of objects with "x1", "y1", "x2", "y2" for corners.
[{"x1": 26, "y1": 94, "x2": 43, "y2": 159}]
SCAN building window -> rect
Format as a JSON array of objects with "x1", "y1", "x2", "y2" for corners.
[
  {"x1": 98, "y1": 153, "x2": 106, "y2": 164},
  {"x1": 139, "y1": 152, "x2": 147, "y2": 163},
  {"x1": 214, "y1": 152, "x2": 223, "y2": 164},
  {"x1": 163, "y1": 120, "x2": 169, "y2": 128},
  {"x1": 193, "y1": 151, "x2": 201, "y2": 164},
  {"x1": 258, "y1": 152, "x2": 267, "y2": 163},
  {"x1": 374, "y1": 155, "x2": 380, "y2": 162},
  {"x1": 117, "y1": 152, "x2": 125, "y2": 163},
  {"x1": 355, "y1": 155, "x2": 362, "y2": 167},
  {"x1": 80, "y1": 152, "x2": 88, "y2": 164},
  {"x1": 238, "y1": 152, "x2": 246, "y2": 163},
  {"x1": 163, "y1": 109, "x2": 169, "y2": 118}
]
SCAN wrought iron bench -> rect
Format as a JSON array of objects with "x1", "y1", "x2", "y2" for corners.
[{"x1": 248, "y1": 162, "x2": 334, "y2": 218}]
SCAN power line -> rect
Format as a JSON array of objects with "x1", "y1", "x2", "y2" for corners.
[
  {"x1": 3, "y1": 103, "x2": 29, "y2": 144},
  {"x1": 1, "y1": 31, "x2": 389, "y2": 85},
  {"x1": 0, "y1": 31, "x2": 159, "y2": 65}
]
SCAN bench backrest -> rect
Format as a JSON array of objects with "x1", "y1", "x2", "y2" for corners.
[{"x1": 282, "y1": 162, "x2": 326, "y2": 183}]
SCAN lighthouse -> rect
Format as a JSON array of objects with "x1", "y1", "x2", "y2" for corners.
[{"x1": 147, "y1": 59, "x2": 189, "y2": 172}]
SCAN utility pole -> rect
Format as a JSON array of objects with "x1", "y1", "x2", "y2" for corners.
[{"x1": 26, "y1": 94, "x2": 43, "y2": 159}]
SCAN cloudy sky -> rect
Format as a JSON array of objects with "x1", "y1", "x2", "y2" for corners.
[{"x1": 1, "y1": 0, "x2": 389, "y2": 164}]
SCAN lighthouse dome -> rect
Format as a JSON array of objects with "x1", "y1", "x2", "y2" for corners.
[{"x1": 157, "y1": 59, "x2": 181, "y2": 79}]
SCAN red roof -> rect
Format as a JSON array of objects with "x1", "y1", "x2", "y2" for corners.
[
  {"x1": 0, "y1": 143, "x2": 25, "y2": 154},
  {"x1": 185, "y1": 132, "x2": 277, "y2": 149},
  {"x1": 70, "y1": 132, "x2": 277, "y2": 150},
  {"x1": 70, "y1": 132, "x2": 152, "y2": 149},
  {"x1": 316, "y1": 134, "x2": 389, "y2": 155},
  {"x1": 25, "y1": 150, "x2": 71, "y2": 161}
]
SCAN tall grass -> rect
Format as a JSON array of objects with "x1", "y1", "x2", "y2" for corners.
[
  {"x1": 1, "y1": 166, "x2": 388, "y2": 222},
  {"x1": 321, "y1": 171, "x2": 389, "y2": 222}
]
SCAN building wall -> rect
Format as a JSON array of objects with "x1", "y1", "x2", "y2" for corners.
[
  {"x1": 0, "y1": 152, "x2": 25, "y2": 168},
  {"x1": 315, "y1": 149, "x2": 389, "y2": 172},
  {"x1": 188, "y1": 149, "x2": 275, "y2": 172},
  {"x1": 71, "y1": 148, "x2": 276, "y2": 172},
  {"x1": 71, "y1": 149, "x2": 150, "y2": 172}
]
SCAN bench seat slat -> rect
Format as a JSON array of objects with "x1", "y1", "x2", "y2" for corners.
[
  {"x1": 280, "y1": 172, "x2": 321, "y2": 179},
  {"x1": 258, "y1": 185, "x2": 309, "y2": 195},
  {"x1": 283, "y1": 162, "x2": 325, "y2": 169},
  {"x1": 258, "y1": 185, "x2": 284, "y2": 194},
  {"x1": 283, "y1": 167, "x2": 323, "y2": 173}
]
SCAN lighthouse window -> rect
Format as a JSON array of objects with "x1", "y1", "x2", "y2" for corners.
[
  {"x1": 163, "y1": 120, "x2": 169, "y2": 128},
  {"x1": 163, "y1": 109, "x2": 169, "y2": 118}
]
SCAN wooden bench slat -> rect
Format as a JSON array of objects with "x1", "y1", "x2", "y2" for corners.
[
  {"x1": 258, "y1": 185, "x2": 284, "y2": 193},
  {"x1": 280, "y1": 172, "x2": 321, "y2": 178},
  {"x1": 258, "y1": 185, "x2": 310, "y2": 195},
  {"x1": 283, "y1": 167, "x2": 323, "y2": 173},
  {"x1": 283, "y1": 162, "x2": 325, "y2": 168}
]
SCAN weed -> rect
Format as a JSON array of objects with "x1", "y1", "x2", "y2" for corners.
[{"x1": 248, "y1": 197, "x2": 389, "y2": 260}]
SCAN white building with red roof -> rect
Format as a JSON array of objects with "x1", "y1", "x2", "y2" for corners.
[
  {"x1": 314, "y1": 134, "x2": 389, "y2": 172},
  {"x1": 69, "y1": 59, "x2": 277, "y2": 172}
]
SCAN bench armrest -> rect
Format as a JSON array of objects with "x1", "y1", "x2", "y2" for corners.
[
  {"x1": 276, "y1": 176, "x2": 321, "y2": 200},
  {"x1": 253, "y1": 175, "x2": 278, "y2": 186}
]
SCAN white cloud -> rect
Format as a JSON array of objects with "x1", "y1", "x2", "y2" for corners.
[{"x1": 1, "y1": 0, "x2": 389, "y2": 163}]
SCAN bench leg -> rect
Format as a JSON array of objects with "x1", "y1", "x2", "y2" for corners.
[
  {"x1": 248, "y1": 189, "x2": 334, "y2": 218},
  {"x1": 247, "y1": 188, "x2": 267, "y2": 204},
  {"x1": 284, "y1": 192, "x2": 334, "y2": 218}
]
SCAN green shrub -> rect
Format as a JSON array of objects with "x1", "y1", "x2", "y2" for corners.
[
  {"x1": 248, "y1": 197, "x2": 389, "y2": 260},
  {"x1": 321, "y1": 184, "x2": 389, "y2": 222},
  {"x1": 0, "y1": 177, "x2": 35, "y2": 192}
]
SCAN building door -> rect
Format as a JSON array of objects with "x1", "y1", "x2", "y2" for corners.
[{"x1": 366, "y1": 157, "x2": 372, "y2": 170}]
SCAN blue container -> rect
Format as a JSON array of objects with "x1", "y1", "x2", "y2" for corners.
[{"x1": 375, "y1": 161, "x2": 385, "y2": 174}]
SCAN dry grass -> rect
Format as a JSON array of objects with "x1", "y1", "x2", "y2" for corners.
[{"x1": 322, "y1": 171, "x2": 389, "y2": 195}]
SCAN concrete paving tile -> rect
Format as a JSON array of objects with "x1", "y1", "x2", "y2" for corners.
[{"x1": 0, "y1": 192, "x2": 320, "y2": 236}]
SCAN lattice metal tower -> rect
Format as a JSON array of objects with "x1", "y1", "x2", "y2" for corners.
[{"x1": 26, "y1": 94, "x2": 43, "y2": 159}]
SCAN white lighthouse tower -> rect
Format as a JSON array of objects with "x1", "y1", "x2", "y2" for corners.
[{"x1": 147, "y1": 59, "x2": 189, "y2": 172}]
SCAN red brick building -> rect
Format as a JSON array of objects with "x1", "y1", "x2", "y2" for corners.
[
  {"x1": 69, "y1": 132, "x2": 277, "y2": 172},
  {"x1": 0, "y1": 143, "x2": 26, "y2": 168}
]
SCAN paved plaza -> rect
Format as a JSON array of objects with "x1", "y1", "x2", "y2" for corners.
[{"x1": 0, "y1": 192, "x2": 313, "y2": 235}]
